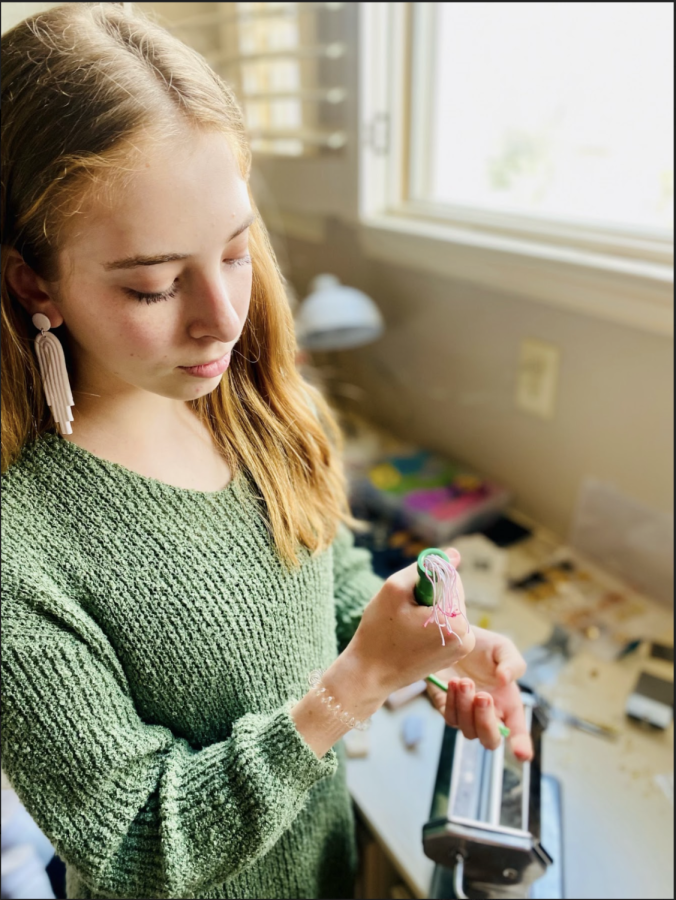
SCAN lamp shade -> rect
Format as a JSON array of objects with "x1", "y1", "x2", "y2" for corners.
[{"x1": 295, "y1": 274, "x2": 385, "y2": 351}]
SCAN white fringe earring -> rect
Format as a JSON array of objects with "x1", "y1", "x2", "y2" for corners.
[{"x1": 32, "y1": 313, "x2": 74, "y2": 435}]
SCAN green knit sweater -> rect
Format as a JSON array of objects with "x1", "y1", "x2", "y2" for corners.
[{"x1": 1, "y1": 432, "x2": 385, "y2": 900}]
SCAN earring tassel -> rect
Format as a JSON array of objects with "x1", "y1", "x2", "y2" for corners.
[{"x1": 34, "y1": 330, "x2": 74, "y2": 435}]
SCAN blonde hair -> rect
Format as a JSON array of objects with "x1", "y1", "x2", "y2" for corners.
[{"x1": 1, "y1": 1, "x2": 363, "y2": 568}]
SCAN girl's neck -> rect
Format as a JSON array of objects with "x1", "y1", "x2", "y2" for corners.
[{"x1": 61, "y1": 394, "x2": 233, "y2": 493}]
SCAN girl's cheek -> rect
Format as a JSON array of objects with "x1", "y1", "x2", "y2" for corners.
[
  {"x1": 235, "y1": 271, "x2": 254, "y2": 320},
  {"x1": 102, "y1": 313, "x2": 169, "y2": 358}
]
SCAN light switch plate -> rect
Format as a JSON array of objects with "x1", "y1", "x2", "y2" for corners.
[{"x1": 515, "y1": 338, "x2": 561, "y2": 419}]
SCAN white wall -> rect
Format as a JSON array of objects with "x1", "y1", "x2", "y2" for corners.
[
  {"x1": 1, "y1": 2, "x2": 58, "y2": 33},
  {"x1": 278, "y1": 218, "x2": 673, "y2": 541}
]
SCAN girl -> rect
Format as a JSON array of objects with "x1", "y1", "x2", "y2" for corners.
[{"x1": 1, "y1": 4, "x2": 531, "y2": 899}]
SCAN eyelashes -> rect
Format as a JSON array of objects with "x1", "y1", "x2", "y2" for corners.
[
  {"x1": 124, "y1": 255, "x2": 252, "y2": 304},
  {"x1": 125, "y1": 281, "x2": 179, "y2": 305}
]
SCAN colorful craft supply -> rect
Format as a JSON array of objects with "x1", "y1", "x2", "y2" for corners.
[{"x1": 355, "y1": 449, "x2": 511, "y2": 545}]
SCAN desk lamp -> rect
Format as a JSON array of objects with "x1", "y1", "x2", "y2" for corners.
[{"x1": 294, "y1": 274, "x2": 384, "y2": 351}]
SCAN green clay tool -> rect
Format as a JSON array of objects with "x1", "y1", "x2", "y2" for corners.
[
  {"x1": 414, "y1": 547, "x2": 450, "y2": 606},
  {"x1": 415, "y1": 548, "x2": 510, "y2": 739}
]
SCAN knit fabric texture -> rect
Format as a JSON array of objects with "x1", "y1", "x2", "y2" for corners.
[{"x1": 1, "y1": 432, "x2": 385, "y2": 900}]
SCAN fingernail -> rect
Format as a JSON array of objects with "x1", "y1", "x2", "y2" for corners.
[
  {"x1": 475, "y1": 696, "x2": 490, "y2": 708},
  {"x1": 460, "y1": 680, "x2": 472, "y2": 692},
  {"x1": 449, "y1": 680, "x2": 459, "y2": 691}
]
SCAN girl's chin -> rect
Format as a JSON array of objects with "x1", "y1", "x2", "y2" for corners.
[
  {"x1": 174, "y1": 374, "x2": 225, "y2": 399},
  {"x1": 141, "y1": 374, "x2": 225, "y2": 402}
]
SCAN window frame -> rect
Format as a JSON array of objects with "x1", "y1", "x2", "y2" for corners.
[{"x1": 358, "y1": 2, "x2": 674, "y2": 336}]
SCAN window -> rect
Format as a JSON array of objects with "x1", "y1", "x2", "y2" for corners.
[
  {"x1": 414, "y1": 3, "x2": 672, "y2": 234},
  {"x1": 360, "y1": 2, "x2": 674, "y2": 335}
]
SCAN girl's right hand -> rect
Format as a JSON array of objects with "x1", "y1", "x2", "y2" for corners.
[{"x1": 346, "y1": 548, "x2": 475, "y2": 700}]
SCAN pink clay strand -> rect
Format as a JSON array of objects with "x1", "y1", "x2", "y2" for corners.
[{"x1": 421, "y1": 554, "x2": 470, "y2": 647}]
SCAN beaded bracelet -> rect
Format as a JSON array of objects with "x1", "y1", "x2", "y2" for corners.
[{"x1": 308, "y1": 669, "x2": 371, "y2": 732}]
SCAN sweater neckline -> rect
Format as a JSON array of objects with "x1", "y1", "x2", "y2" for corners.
[{"x1": 41, "y1": 431, "x2": 244, "y2": 499}]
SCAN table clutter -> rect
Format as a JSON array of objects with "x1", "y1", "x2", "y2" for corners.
[
  {"x1": 509, "y1": 547, "x2": 651, "y2": 664},
  {"x1": 351, "y1": 448, "x2": 512, "y2": 546},
  {"x1": 625, "y1": 671, "x2": 674, "y2": 730},
  {"x1": 339, "y1": 413, "x2": 673, "y2": 899}
]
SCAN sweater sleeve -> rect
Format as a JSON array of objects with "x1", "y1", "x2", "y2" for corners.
[
  {"x1": 332, "y1": 523, "x2": 385, "y2": 655},
  {"x1": 1, "y1": 571, "x2": 338, "y2": 899}
]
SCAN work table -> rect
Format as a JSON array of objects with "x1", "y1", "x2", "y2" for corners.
[{"x1": 345, "y1": 525, "x2": 674, "y2": 900}]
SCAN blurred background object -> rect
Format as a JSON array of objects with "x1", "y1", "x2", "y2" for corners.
[
  {"x1": 570, "y1": 477, "x2": 674, "y2": 607},
  {"x1": 295, "y1": 273, "x2": 384, "y2": 351},
  {"x1": 1, "y1": 782, "x2": 59, "y2": 899},
  {"x1": 157, "y1": 0, "x2": 350, "y2": 157}
]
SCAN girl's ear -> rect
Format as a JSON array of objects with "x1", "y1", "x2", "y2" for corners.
[{"x1": 4, "y1": 248, "x2": 64, "y2": 328}]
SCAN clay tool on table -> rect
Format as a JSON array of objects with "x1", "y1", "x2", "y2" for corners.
[
  {"x1": 625, "y1": 671, "x2": 674, "y2": 730},
  {"x1": 616, "y1": 638, "x2": 643, "y2": 660},
  {"x1": 535, "y1": 695, "x2": 620, "y2": 741},
  {"x1": 414, "y1": 547, "x2": 510, "y2": 739}
]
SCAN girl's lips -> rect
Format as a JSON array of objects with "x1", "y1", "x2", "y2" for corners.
[{"x1": 179, "y1": 352, "x2": 231, "y2": 378}]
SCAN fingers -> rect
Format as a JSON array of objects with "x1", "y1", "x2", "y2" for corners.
[
  {"x1": 426, "y1": 682, "x2": 447, "y2": 715},
  {"x1": 501, "y1": 685, "x2": 534, "y2": 761},
  {"x1": 493, "y1": 638, "x2": 527, "y2": 685},
  {"x1": 442, "y1": 547, "x2": 462, "y2": 567},
  {"x1": 437, "y1": 625, "x2": 476, "y2": 673},
  {"x1": 444, "y1": 679, "x2": 459, "y2": 728},
  {"x1": 455, "y1": 678, "x2": 477, "y2": 739},
  {"x1": 510, "y1": 732, "x2": 534, "y2": 762},
  {"x1": 445, "y1": 681, "x2": 506, "y2": 753},
  {"x1": 473, "y1": 693, "x2": 502, "y2": 751}
]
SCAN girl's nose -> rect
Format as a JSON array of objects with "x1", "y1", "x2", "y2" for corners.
[{"x1": 187, "y1": 273, "x2": 242, "y2": 342}]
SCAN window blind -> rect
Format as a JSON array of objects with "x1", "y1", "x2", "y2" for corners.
[{"x1": 144, "y1": 1, "x2": 348, "y2": 156}]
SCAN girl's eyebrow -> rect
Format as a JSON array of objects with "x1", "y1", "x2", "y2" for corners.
[{"x1": 102, "y1": 212, "x2": 256, "y2": 270}]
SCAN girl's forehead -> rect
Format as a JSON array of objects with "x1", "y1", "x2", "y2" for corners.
[
  {"x1": 102, "y1": 130, "x2": 243, "y2": 211},
  {"x1": 60, "y1": 131, "x2": 251, "y2": 262}
]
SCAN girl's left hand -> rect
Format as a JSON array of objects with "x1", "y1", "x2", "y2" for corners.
[{"x1": 425, "y1": 626, "x2": 533, "y2": 761}]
